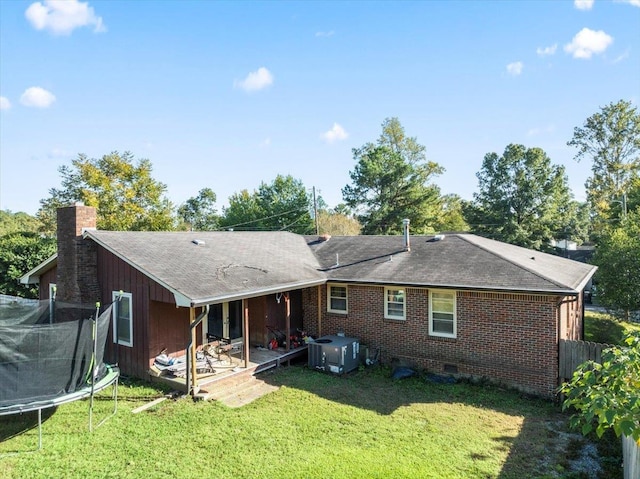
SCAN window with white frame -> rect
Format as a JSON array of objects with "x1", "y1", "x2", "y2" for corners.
[
  {"x1": 112, "y1": 291, "x2": 133, "y2": 347},
  {"x1": 384, "y1": 287, "x2": 405, "y2": 320},
  {"x1": 48, "y1": 283, "x2": 56, "y2": 324},
  {"x1": 429, "y1": 290, "x2": 456, "y2": 338},
  {"x1": 327, "y1": 284, "x2": 348, "y2": 313}
]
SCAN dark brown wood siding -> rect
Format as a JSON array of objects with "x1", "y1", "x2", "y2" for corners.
[
  {"x1": 38, "y1": 267, "x2": 58, "y2": 300},
  {"x1": 96, "y1": 244, "x2": 178, "y2": 378}
]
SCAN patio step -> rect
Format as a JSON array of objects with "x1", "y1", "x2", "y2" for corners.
[{"x1": 199, "y1": 376, "x2": 279, "y2": 407}]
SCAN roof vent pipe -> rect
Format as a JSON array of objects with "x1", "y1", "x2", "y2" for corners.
[{"x1": 402, "y1": 218, "x2": 410, "y2": 251}]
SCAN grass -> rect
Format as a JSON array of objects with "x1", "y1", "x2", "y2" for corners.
[
  {"x1": 584, "y1": 309, "x2": 640, "y2": 345},
  {"x1": 0, "y1": 365, "x2": 610, "y2": 479}
]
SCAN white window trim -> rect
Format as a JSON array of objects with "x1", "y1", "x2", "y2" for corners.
[
  {"x1": 429, "y1": 289, "x2": 457, "y2": 338},
  {"x1": 48, "y1": 283, "x2": 56, "y2": 324},
  {"x1": 384, "y1": 287, "x2": 406, "y2": 320},
  {"x1": 327, "y1": 283, "x2": 348, "y2": 314},
  {"x1": 112, "y1": 291, "x2": 133, "y2": 347}
]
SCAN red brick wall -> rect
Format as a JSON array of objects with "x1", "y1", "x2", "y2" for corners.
[
  {"x1": 302, "y1": 284, "x2": 564, "y2": 397},
  {"x1": 56, "y1": 205, "x2": 100, "y2": 304}
]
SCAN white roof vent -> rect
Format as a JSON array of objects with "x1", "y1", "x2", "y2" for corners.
[
  {"x1": 192, "y1": 239, "x2": 205, "y2": 246},
  {"x1": 433, "y1": 234, "x2": 446, "y2": 241}
]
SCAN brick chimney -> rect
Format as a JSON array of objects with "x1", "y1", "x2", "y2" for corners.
[{"x1": 56, "y1": 204, "x2": 100, "y2": 304}]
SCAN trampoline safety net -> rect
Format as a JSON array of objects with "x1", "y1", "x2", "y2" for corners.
[{"x1": 0, "y1": 299, "x2": 113, "y2": 408}]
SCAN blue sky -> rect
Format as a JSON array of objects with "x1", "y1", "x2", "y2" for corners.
[{"x1": 1, "y1": 0, "x2": 639, "y2": 216}]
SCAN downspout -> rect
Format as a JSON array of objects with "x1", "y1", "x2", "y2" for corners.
[{"x1": 185, "y1": 304, "x2": 209, "y2": 397}]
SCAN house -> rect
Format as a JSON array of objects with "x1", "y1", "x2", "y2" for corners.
[{"x1": 21, "y1": 204, "x2": 597, "y2": 398}]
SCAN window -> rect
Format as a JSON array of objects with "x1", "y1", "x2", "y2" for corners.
[
  {"x1": 48, "y1": 283, "x2": 56, "y2": 324},
  {"x1": 112, "y1": 291, "x2": 133, "y2": 347},
  {"x1": 385, "y1": 287, "x2": 405, "y2": 320},
  {"x1": 429, "y1": 290, "x2": 456, "y2": 338},
  {"x1": 327, "y1": 284, "x2": 348, "y2": 313}
]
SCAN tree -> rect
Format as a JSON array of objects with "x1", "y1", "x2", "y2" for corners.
[
  {"x1": 342, "y1": 118, "x2": 444, "y2": 235},
  {"x1": 590, "y1": 211, "x2": 640, "y2": 321},
  {"x1": 316, "y1": 209, "x2": 361, "y2": 236},
  {"x1": 560, "y1": 332, "x2": 640, "y2": 443},
  {"x1": 433, "y1": 194, "x2": 469, "y2": 233},
  {"x1": 0, "y1": 232, "x2": 56, "y2": 298},
  {"x1": 568, "y1": 100, "x2": 640, "y2": 231},
  {"x1": 220, "y1": 175, "x2": 314, "y2": 234},
  {"x1": 465, "y1": 144, "x2": 576, "y2": 250},
  {"x1": 177, "y1": 188, "x2": 219, "y2": 231},
  {"x1": 37, "y1": 151, "x2": 176, "y2": 233},
  {"x1": 0, "y1": 210, "x2": 42, "y2": 236}
]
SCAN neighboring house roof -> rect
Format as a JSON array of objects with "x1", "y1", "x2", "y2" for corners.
[
  {"x1": 85, "y1": 230, "x2": 326, "y2": 307},
  {"x1": 305, "y1": 233, "x2": 597, "y2": 295}
]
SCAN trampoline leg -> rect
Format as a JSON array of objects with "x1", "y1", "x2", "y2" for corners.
[{"x1": 37, "y1": 408, "x2": 42, "y2": 450}]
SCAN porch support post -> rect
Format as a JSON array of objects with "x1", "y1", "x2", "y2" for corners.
[
  {"x1": 317, "y1": 285, "x2": 322, "y2": 337},
  {"x1": 189, "y1": 307, "x2": 198, "y2": 395},
  {"x1": 285, "y1": 292, "x2": 290, "y2": 351},
  {"x1": 243, "y1": 299, "x2": 250, "y2": 368}
]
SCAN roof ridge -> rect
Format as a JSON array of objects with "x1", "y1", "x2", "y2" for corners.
[{"x1": 456, "y1": 234, "x2": 572, "y2": 290}]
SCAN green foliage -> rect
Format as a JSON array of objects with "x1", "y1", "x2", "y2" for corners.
[
  {"x1": 560, "y1": 332, "x2": 640, "y2": 443},
  {"x1": 433, "y1": 194, "x2": 470, "y2": 232},
  {"x1": 220, "y1": 174, "x2": 314, "y2": 233},
  {"x1": 0, "y1": 210, "x2": 42, "y2": 236},
  {"x1": 584, "y1": 310, "x2": 640, "y2": 345},
  {"x1": 37, "y1": 151, "x2": 176, "y2": 232},
  {"x1": 466, "y1": 144, "x2": 576, "y2": 250},
  {"x1": 0, "y1": 232, "x2": 56, "y2": 298},
  {"x1": 342, "y1": 118, "x2": 444, "y2": 235},
  {"x1": 177, "y1": 188, "x2": 219, "y2": 231},
  {"x1": 568, "y1": 99, "x2": 640, "y2": 234},
  {"x1": 317, "y1": 209, "x2": 361, "y2": 236},
  {"x1": 591, "y1": 211, "x2": 640, "y2": 320}
]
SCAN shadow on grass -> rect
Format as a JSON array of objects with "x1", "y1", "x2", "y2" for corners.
[
  {"x1": 584, "y1": 314, "x2": 626, "y2": 344},
  {"x1": 0, "y1": 408, "x2": 57, "y2": 454}
]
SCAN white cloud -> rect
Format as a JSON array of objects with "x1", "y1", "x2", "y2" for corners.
[
  {"x1": 25, "y1": 0, "x2": 106, "y2": 36},
  {"x1": 536, "y1": 44, "x2": 557, "y2": 57},
  {"x1": 0, "y1": 96, "x2": 11, "y2": 110},
  {"x1": 506, "y1": 61, "x2": 523, "y2": 76},
  {"x1": 574, "y1": 0, "x2": 594, "y2": 10},
  {"x1": 234, "y1": 67, "x2": 274, "y2": 92},
  {"x1": 527, "y1": 124, "x2": 556, "y2": 137},
  {"x1": 564, "y1": 28, "x2": 613, "y2": 59},
  {"x1": 322, "y1": 123, "x2": 348, "y2": 143},
  {"x1": 20, "y1": 87, "x2": 56, "y2": 108},
  {"x1": 615, "y1": 0, "x2": 640, "y2": 6},
  {"x1": 315, "y1": 30, "x2": 335, "y2": 37}
]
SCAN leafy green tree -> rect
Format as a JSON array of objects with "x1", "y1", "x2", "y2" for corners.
[
  {"x1": 0, "y1": 232, "x2": 56, "y2": 298},
  {"x1": 591, "y1": 211, "x2": 640, "y2": 321},
  {"x1": 433, "y1": 194, "x2": 469, "y2": 233},
  {"x1": 560, "y1": 332, "x2": 640, "y2": 442},
  {"x1": 37, "y1": 151, "x2": 176, "y2": 233},
  {"x1": 568, "y1": 99, "x2": 640, "y2": 232},
  {"x1": 178, "y1": 188, "x2": 219, "y2": 231},
  {"x1": 0, "y1": 210, "x2": 42, "y2": 236},
  {"x1": 465, "y1": 144, "x2": 576, "y2": 250},
  {"x1": 316, "y1": 209, "x2": 361, "y2": 236},
  {"x1": 220, "y1": 175, "x2": 314, "y2": 234},
  {"x1": 342, "y1": 118, "x2": 444, "y2": 235}
]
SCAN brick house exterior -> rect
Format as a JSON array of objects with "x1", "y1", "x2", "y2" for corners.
[{"x1": 21, "y1": 205, "x2": 595, "y2": 398}]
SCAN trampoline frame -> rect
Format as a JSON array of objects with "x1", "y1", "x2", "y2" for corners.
[
  {"x1": 0, "y1": 364, "x2": 119, "y2": 453},
  {"x1": 0, "y1": 302, "x2": 120, "y2": 454}
]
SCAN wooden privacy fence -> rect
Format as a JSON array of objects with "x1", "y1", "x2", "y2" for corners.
[
  {"x1": 558, "y1": 339, "x2": 611, "y2": 382},
  {"x1": 622, "y1": 435, "x2": 640, "y2": 479}
]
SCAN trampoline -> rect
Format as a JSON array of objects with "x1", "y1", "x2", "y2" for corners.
[{"x1": 0, "y1": 298, "x2": 119, "y2": 452}]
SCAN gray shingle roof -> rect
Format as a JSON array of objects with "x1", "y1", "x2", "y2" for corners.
[
  {"x1": 86, "y1": 231, "x2": 326, "y2": 307},
  {"x1": 305, "y1": 233, "x2": 596, "y2": 294}
]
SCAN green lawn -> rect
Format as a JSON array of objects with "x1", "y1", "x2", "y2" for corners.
[
  {"x1": 584, "y1": 309, "x2": 640, "y2": 345},
  {"x1": 0, "y1": 366, "x2": 610, "y2": 479}
]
